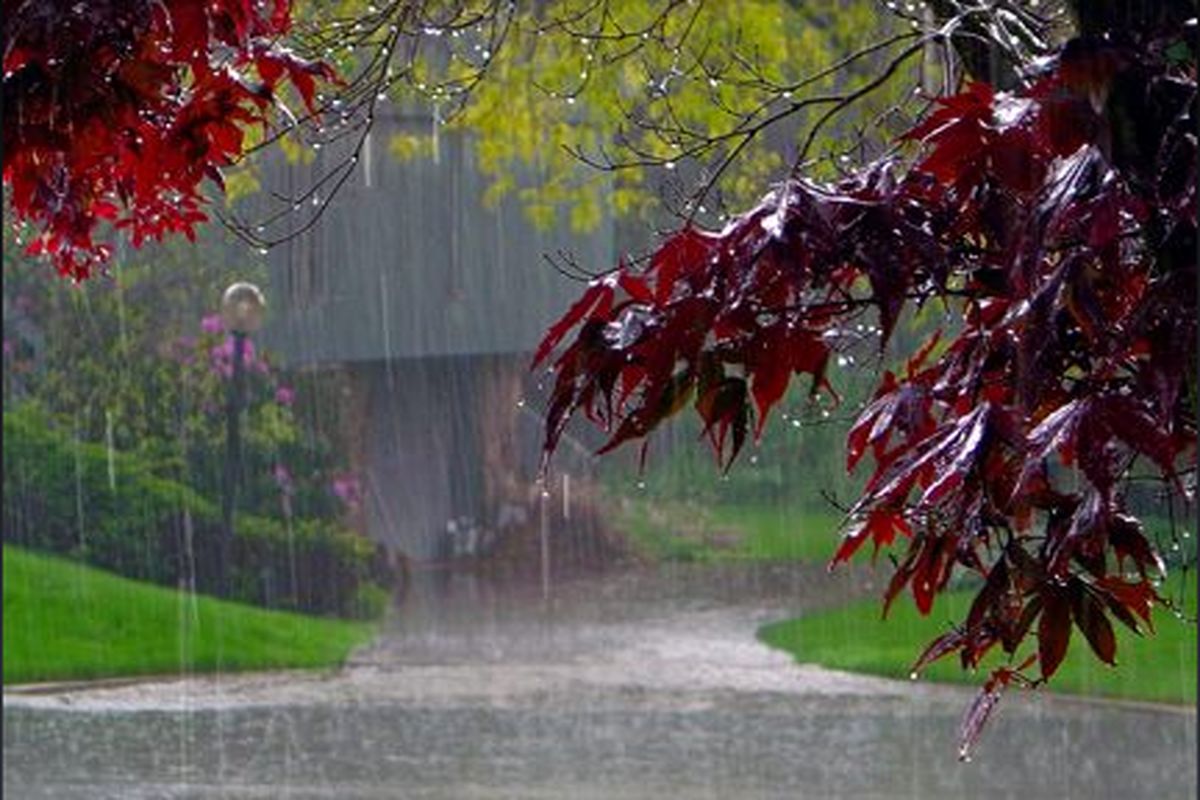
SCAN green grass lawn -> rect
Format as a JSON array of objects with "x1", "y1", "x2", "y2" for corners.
[
  {"x1": 615, "y1": 498, "x2": 844, "y2": 563},
  {"x1": 710, "y1": 504, "x2": 844, "y2": 562},
  {"x1": 3, "y1": 546, "x2": 378, "y2": 684},
  {"x1": 616, "y1": 495, "x2": 1195, "y2": 705},
  {"x1": 618, "y1": 499, "x2": 1193, "y2": 572},
  {"x1": 759, "y1": 586, "x2": 1197, "y2": 705}
]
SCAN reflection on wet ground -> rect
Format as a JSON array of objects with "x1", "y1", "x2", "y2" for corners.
[{"x1": 4, "y1": 563, "x2": 1196, "y2": 799}]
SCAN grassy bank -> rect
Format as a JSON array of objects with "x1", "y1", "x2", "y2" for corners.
[
  {"x1": 3, "y1": 546, "x2": 378, "y2": 685},
  {"x1": 616, "y1": 499, "x2": 843, "y2": 563},
  {"x1": 759, "y1": 588, "x2": 1197, "y2": 705},
  {"x1": 710, "y1": 505, "x2": 843, "y2": 562}
]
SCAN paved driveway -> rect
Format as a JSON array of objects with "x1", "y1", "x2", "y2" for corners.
[{"x1": 5, "y1": 565, "x2": 1196, "y2": 798}]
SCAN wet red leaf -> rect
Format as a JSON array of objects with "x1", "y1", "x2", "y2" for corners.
[
  {"x1": 1071, "y1": 582, "x2": 1117, "y2": 666},
  {"x1": 532, "y1": 279, "x2": 614, "y2": 369},
  {"x1": 1095, "y1": 577, "x2": 1159, "y2": 633},
  {"x1": 1037, "y1": 585, "x2": 1072, "y2": 679},
  {"x1": 534, "y1": 25, "x2": 1197, "y2": 755},
  {"x1": 3, "y1": 0, "x2": 334, "y2": 277}
]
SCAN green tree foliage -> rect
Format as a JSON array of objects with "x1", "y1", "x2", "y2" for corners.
[
  {"x1": 433, "y1": 1, "x2": 901, "y2": 228},
  {"x1": 237, "y1": 0, "x2": 917, "y2": 246}
]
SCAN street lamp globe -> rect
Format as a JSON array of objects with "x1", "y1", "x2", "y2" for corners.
[{"x1": 221, "y1": 282, "x2": 266, "y2": 334}]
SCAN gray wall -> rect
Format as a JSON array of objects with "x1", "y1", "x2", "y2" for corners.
[
  {"x1": 253, "y1": 113, "x2": 613, "y2": 560},
  {"x1": 259, "y1": 112, "x2": 615, "y2": 366}
]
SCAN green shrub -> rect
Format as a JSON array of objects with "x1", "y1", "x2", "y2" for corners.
[
  {"x1": 348, "y1": 582, "x2": 392, "y2": 621},
  {"x1": 3, "y1": 404, "x2": 387, "y2": 617}
]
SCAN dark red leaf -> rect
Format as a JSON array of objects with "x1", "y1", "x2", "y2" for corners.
[
  {"x1": 532, "y1": 280, "x2": 614, "y2": 369},
  {"x1": 1024, "y1": 399, "x2": 1085, "y2": 468},
  {"x1": 830, "y1": 509, "x2": 912, "y2": 565},
  {"x1": 846, "y1": 420, "x2": 871, "y2": 474},
  {"x1": 911, "y1": 628, "x2": 966, "y2": 676},
  {"x1": 957, "y1": 682, "x2": 1003, "y2": 762},
  {"x1": 881, "y1": 547, "x2": 918, "y2": 617},
  {"x1": 696, "y1": 377, "x2": 751, "y2": 470},
  {"x1": 1095, "y1": 577, "x2": 1159, "y2": 632},
  {"x1": 1108, "y1": 514, "x2": 1166, "y2": 577},
  {"x1": 957, "y1": 654, "x2": 1036, "y2": 761},
  {"x1": 904, "y1": 82, "x2": 994, "y2": 186},
  {"x1": 966, "y1": 558, "x2": 1009, "y2": 632},
  {"x1": 830, "y1": 523, "x2": 870, "y2": 565},
  {"x1": 1102, "y1": 594, "x2": 1147, "y2": 636},
  {"x1": 650, "y1": 226, "x2": 715, "y2": 305},
  {"x1": 1071, "y1": 582, "x2": 1117, "y2": 666},
  {"x1": 595, "y1": 413, "x2": 652, "y2": 456},
  {"x1": 911, "y1": 547, "x2": 939, "y2": 615},
  {"x1": 4, "y1": 0, "x2": 334, "y2": 276},
  {"x1": 861, "y1": 403, "x2": 991, "y2": 512},
  {"x1": 531, "y1": 38, "x2": 1200, "y2": 758},
  {"x1": 618, "y1": 271, "x2": 654, "y2": 304},
  {"x1": 1010, "y1": 595, "x2": 1044, "y2": 653},
  {"x1": 918, "y1": 402, "x2": 991, "y2": 506},
  {"x1": 1037, "y1": 585, "x2": 1072, "y2": 679},
  {"x1": 1099, "y1": 395, "x2": 1179, "y2": 474},
  {"x1": 749, "y1": 327, "x2": 791, "y2": 439}
]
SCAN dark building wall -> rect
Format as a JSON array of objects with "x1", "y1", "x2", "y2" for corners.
[
  {"x1": 259, "y1": 112, "x2": 615, "y2": 366},
  {"x1": 254, "y1": 118, "x2": 613, "y2": 558},
  {"x1": 350, "y1": 353, "x2": 581, "y2": 562}
]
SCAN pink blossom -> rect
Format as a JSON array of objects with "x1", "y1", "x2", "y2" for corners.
[
  {"x1": 209, "y1": 344, "x2": 233, "y2": 378},
  {"x1": 275, "y1": 385, "x2": 295, "y2": 406},
  {"x1": 272, "y1": 463, "x2": 295, "y2": 493},
  {"x1": 273, "y1": 463, "x2": 296, "y2": 518},
  {"x1": 209, "y1": 335, "x2": 256, "y2": 378},
  {"x1": 201, "y1": 313, "x2": 223, "y2": 334},
  {"x1": 2, "y1": 339, "x2": 12, "y2": 358},
  {"x1": 331, "y1": 474, "x2": 362, "y2": 509}
]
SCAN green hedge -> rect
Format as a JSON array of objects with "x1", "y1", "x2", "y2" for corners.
[{"x1": 3, "y1": 405, "x2": 387, "y2": 618}]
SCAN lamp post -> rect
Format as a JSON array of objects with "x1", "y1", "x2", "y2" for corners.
[{"x1": 219, "y1": 282, "x2": 266, "y2": 595}]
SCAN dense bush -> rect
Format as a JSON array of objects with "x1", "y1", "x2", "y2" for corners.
[
  {"x1": 2, "y1": 225, "x2": 358, "y2": 533},
  {"x1": 2, "y1": 405, "x2": 386, "y2": 618}
]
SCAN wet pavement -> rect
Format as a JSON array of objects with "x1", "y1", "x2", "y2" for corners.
[{"x1": 4, "y1": 563, "x2": 1197, "y2": 798}]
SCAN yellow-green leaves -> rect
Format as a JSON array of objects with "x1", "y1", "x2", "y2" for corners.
[{"x1": 299, "y1": 1, "x2": 907, "y2": 232}]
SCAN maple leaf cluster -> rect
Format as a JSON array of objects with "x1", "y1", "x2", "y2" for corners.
[
  {"x1": 537, "y1": 33, "x2": 1196, "y2": 749},
  {"x1": 3, "y1": 0, "x2": 332, "y2": 279}
]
